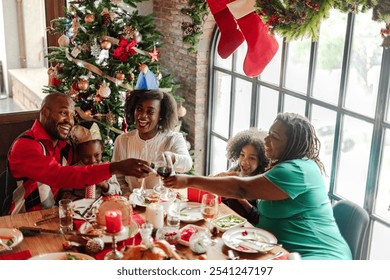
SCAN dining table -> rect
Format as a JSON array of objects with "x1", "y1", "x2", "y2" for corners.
[{"x1": 0, "y1": 194, "x2": 288, "y2": 260}]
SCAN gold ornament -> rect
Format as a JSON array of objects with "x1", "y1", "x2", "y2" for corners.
[
  {"x1": 115, "y1": 72, "x2": 125, "y2": 81},
  {"x1": 127, "y1": 72, "x2": 135, "y2": 82},
  {"x1": 100, "y1": 40, "x2": 112, "y2": 50},
  {"x1": 84, "y1": 14, "x2": 95, "y2": 23},
  {"x1": 177, "y1": 102, "x2": 187, "y2": 118},
  {"x1": 123, "y1": 26, "x2": 138, "y2": 39},
  {"x1": 97, "y1": 83, "x2": 111, "y2": 98},
  {"x1": 101, "y1": 8, "x2": 116, "y2": 25},
  {"x1": 58, "y1": 34, "x2": 69, "y2": 47},
  {"x1": 78, "y1": 79, "x2": 89, "y2": 91}
]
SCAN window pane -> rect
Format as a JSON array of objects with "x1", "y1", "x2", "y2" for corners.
[
  {"x1": 232, "y1": 78, "x2": 252, "y2": 136},
  {"x1": 209, "y1": 136, "x2": 228, "y2": 175},
  {"x1": 234, "y1": 41, "x2": 247, "y2": 75},
  {"x1": 214, "y1": 34, "x2": 233, "y2": 70},
  {"x1": 311, "y1": 106, "x2": 337, "y2": 190},
  {"x1": 212, "y1": 71, "x2": 231, "y2": 138},
  {"x1": 285, "y1": 39, "x2": 311, "y2": 94},
  {"x1": 257, "y1": 87, "x2": 279, "y2": 130},
  {"x1": 374, "y1": 129, "x2": 390, "y2": 222},
  {"x1": 344, "y1": 12, "x2": 383, "y2": 117},
  {"x1": 260, "y1": 35, "x2": 283, "y2": 85},
  {"x1": 313, "y1": 9, "x2": 346, "y2": 105},
  {"x1": 335, "y1": 116, "x2": 373, "y2": 205},
  {"x1": 369, "y1": 222, "x2": 390, "y2": 260},
  {"x1": 283, "y1": 95, "x2": 305, "y2": 115}
]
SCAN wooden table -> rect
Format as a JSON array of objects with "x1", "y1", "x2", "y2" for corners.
[{"x1": 0, "y1": 201, "x2": 288, "y2": 260}]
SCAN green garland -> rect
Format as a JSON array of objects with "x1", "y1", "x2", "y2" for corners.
[{"x1": 181, "y1": 0, "x2": 387, "y2": 52}]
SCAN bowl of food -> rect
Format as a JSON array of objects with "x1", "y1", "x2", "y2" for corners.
[
  {"x1": 211, "y1": 214, "x2": 247, "y2": 232},
  {"x1": 179, "y1": 224, "x2": 206, "y2": 246}
]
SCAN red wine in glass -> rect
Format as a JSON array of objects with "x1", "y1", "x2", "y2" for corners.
[{"x1": 157, "y1": 167, "x2": 172, "y2": 178}]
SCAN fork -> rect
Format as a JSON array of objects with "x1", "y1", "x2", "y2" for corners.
[{"x1": 0, "y1": 239, "x2": 12, "y2": 251}]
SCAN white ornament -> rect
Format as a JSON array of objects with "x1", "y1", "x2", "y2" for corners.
[{"x1": 97, "y1": 83, "x2": 111, "y2": 98}]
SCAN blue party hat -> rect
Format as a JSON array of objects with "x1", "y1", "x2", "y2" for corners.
[{"x1": 135, "y1": 65, "x2": 159, "y2": 90}]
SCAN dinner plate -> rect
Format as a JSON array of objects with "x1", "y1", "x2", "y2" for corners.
[
  {"x1": 222, "y1": 227, "x2": 277, "y2": 253},
  {"x1": 29, "y1": 252, "x2": 95, "y2": 260},
  {"x1": 79, "y1": 220, "x2": 139, "y2": 243},
  {"x1": 179, "y1": 202, "x2": 203, "y2": 223},
  {"x1": 0, "y1": 228, "x2": 24, "y2": 252},
  {"x1": 129, "y1": 189, "x2": 157, "y2": 207},
  {"x1": 72, "y1": 198, "x2": 96, "y2": 220}
]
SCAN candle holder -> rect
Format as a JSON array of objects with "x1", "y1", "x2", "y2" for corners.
[{"x1": 104, "y1": 227, "x2": 126, "y2": 260}]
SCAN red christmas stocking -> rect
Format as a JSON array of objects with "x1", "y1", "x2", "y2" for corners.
[
  {"x1": 206, "y1": 0, "x2": 245, "y2": 59},
  {"x1": 227, "y1": 0, "x2": 279, "y2": 77}
]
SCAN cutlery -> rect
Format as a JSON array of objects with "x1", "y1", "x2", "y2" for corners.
[
  {"x1": 227, "y1": 249, "x2": 240, "y2": 260},
  {"x1": 80, "y1": 196, "x2": 102, "y2": 217},
  {"x1": 236, "y1": 237, "x2": 283, "y2": 247},
  {"x1": 269, "y1": 251, "x2": 285, "y2": 260},
  {"x1": 19, "y1": 226, "x2": 101, "y2": 238},
  {"x1": 34, "y1": 215, "x2": 58, "y2": 226},
  {"x1": 0, "y1": 239, "x2": 13, "y2": 251}
]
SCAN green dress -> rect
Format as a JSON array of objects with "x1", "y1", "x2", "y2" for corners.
[{"x1": 258, "y1": 158, "x2": 352, "y2": 260}]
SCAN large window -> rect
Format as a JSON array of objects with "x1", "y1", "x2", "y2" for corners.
[{"x1": 207, "y1": 9, "x2": 390, "y2": 260}]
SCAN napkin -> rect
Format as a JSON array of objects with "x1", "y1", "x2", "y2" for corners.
[{"x1": 0, "y1": 250, "x2": 32, "y2": 260}]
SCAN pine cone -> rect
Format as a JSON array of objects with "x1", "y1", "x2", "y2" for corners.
[{"x1": 102, "y1": 14, "x2": 111, "y2": 25}]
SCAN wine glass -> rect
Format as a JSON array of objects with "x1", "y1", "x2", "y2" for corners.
[
  {"x1": 200, "y1": 193, "x2": 219, "y2": 236},
  {"x1": 153, "y1": 153, "x2": 172, "y2": 194}
]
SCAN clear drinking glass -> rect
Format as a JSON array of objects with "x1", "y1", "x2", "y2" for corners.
[
  {"x1": 166, "y1": 202, "x2": 181, "y2": 228},
  {"x1": 153, "y1": 152, "x2": 171, "y2": 194},
  {"x1": 59, "y1": 199, "x2": 73, "y2": 232},
  {"x1": 200, "y1": 193, "x2": 218, "y2": 235}
]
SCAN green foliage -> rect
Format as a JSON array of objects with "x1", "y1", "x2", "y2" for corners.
[{"x1": 45, "y1": 0, "x2": 182, "y2": 159}]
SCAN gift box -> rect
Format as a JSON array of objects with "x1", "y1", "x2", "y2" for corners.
[{"x1": 187, "y1": 188, "x2": 222, "y2": 203}]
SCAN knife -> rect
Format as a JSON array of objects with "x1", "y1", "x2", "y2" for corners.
[
  {"x1": 236, "y1": 237, "x2": 282, "y2": 247},
  {"x1": 19, "y1": 226, "x2": 101, "y2": 238},
  {"x1": 231, "y1": 238, "x2": 279, "y2": 253}
]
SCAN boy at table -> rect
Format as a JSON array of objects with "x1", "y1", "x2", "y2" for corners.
[
  {"x1": 59, "y1": 121, "x2": 121, "y2": 200},
  {"x1": 1, "y1": 92, "x2": 151, "y2": 216}
]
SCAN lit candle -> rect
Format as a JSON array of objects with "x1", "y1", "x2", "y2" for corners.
[
  {"x1": 105, "y1": 209, "x2": 123, "y2": 233},
  {"x1": 145, "y1": 203, "x2": 164, "y2": 229}
]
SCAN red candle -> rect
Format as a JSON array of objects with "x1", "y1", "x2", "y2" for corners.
[{"x1": 105, "y1": 209, "x2": 123, "y2": 233}]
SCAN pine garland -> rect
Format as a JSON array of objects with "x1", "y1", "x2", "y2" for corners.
[{"x1": 181, "y1": 0, "x2": 387, "y2": 51}]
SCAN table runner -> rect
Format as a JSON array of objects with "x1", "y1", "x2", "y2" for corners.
[{"x1": 0, "y1": 249, "x2": 32, "y2": 260}]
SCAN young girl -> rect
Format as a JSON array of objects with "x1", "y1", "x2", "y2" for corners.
[
  {"x1": 220, "y1": 128, "x2": 269, "y2": 224},
  {"x1": 70, "y1": 121, "x2": 121, "y2": 199}
]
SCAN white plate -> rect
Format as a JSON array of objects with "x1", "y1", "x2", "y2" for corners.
[
  {"x1": 222, "y1": 227, "x2": 277, "y2": 253},
  {"x1": 129, "y1": 189, "x2": 158, "y2": 207},
  {"x1": 129, "y1": 189, "x2": 178, "y2": 208},
  {"x1": 211, "y1": 214, "x2": 246, "y2": 232},
  {"x1": 179, "y1": 202, "x2": 203, "y2": 223},
  {"x1": 29, "y1": 252, "x2": 95, "y2": 260},
  {"x1": 79, "y1": 220, "x2": 139, "y2": 243},
  {"x1": 72, "y1": 198, "x2": 96, "y2": 220},
  {"x1": 0, "y1": 228, "x2": 23, "y2": 252}
]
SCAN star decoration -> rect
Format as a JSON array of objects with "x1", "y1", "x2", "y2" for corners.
[{"x1": 148, "y1": 46, "x2": 160, "y2": 62}]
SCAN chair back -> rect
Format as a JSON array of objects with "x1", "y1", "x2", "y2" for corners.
[{"x1": 333, "y1": 200, "x2": 369, "y2": 260}]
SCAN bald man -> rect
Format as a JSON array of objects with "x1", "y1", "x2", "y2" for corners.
[{"x1": 2, "y1": 92, "x2": 150, "y2": 215}]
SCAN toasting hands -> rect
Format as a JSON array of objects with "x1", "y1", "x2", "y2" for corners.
[
  {"x1": 162, "y1": 174, "x2": 190, "y2": 189},
  {"x1": 110, "y1": 158, "x2": 152, "y2": 178}
]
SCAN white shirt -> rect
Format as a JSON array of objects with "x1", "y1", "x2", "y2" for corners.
[{"x1": 112, "y1": 129, "x2": 192, "y2": 195}]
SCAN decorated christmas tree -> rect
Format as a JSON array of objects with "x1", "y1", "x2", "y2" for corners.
[{"x1": 44, "y1": 0, "x2": 184, "y2": 160}]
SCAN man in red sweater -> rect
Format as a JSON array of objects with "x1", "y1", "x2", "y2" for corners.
[{"x1": 3, "y1": 92, "x2": 150, "y2": 215}]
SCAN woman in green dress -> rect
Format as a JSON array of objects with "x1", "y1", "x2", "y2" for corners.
[{"x1": 163, "y1": 112, "x2": 352, "y2": 260}]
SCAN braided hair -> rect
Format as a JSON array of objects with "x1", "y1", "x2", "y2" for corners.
[
  {"x1": 226, "y1": 128, "x2": 269, "y2": 175},
  {"x1": 271, "y1": 112, "x2": 325, "y2": 173}
]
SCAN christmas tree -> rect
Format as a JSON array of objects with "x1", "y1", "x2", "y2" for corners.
[{"x1": 44, "y1": 0, "x2": 184, "y2": 160}]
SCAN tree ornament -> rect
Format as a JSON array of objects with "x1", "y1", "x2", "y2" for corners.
[
  {"x1": 58, "y1": 34, "x2": 70, "y2": 47},
  {"x1": 91, "y1": 42, "x2": 101, "y2": 57},
  {"x1": 177, "y1": 102, "x2": 187, "y2": 118},
  {"x1": 148, "y1": 46, "x2": 160, "y2": 62},
  {"x1": 155, "y1": 72, "x2": 162, "y2": 81},
  {"x1": 106, "y1": 111, "x2": 115, "y2": 125},
  {"x1": 78, "y1": 79, "x2": 89, "y2": 91},
  {"x1": 116, "y1": 72, "x2": 125, "y2": 81},
  {"x1": 126, "y1": 72, "x2": 135, "y2": 83},
  {"x1": 101, "y1": 8, "x2": 116, "y2": 26},
  {"x1": 104, "y1": 136, "x2": 114, "y2": 146},
  {"x1": 97, "y1": 82, "x2": 111, "y2": 98},
  {"x1": 112, "y1": 37, "x2": 137, "y2": 62},
  {"x1": 100, "y1": 39, "x2": 112, "y2": 50},
  {"x1": 123, "y1": 25, "x2": 138, "y2": 39},
  {"x1": 111, "y1": 0, "x2": 122, "y2": 5},
  {"x1": 84, "y1": 14, "x2": 95, "y2": 23}
]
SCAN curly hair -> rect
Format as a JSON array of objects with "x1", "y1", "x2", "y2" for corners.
[
  {"x1": 272, "y1": 112, "x2": 325, "y2": 173},
  {"x1": 226, "y1": 128, "x2": 269, "y2": 175},
  {"x1": 125, "y1": 90, "x2": 178, "y2": 132}
]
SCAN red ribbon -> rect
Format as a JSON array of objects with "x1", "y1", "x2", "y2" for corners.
[{"x1": 112, "y1": 37, "x2": 137, "y2": 62}]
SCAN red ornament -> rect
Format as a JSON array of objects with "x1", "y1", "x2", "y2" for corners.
[
  {"x1": 112, "y1": 36, "x2": 137, "y2": 62},
  {"x1": 148, "y1": 46, "x2": 160, "y2": 62}
]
